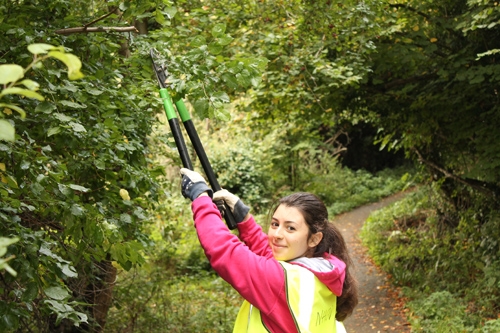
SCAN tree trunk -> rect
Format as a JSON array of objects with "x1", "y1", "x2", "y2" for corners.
[{"x1": 92, "y1": 260, "x2": 117, "y2": 332}]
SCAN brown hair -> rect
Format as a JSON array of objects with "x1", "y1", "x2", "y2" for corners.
[{"x1": 273, "y1": 192, "x2": 358, "y2": 321}]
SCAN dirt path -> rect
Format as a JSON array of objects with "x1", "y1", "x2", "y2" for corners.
[{"x1": 333, "y1": 192, "x2": 412, "y2": 333}]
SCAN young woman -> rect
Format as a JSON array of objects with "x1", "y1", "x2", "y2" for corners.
[{"x1": 180, "y1": 168, "x2": 358, "y2": 333}]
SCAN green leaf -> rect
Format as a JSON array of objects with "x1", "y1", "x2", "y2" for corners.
[
  {"x1": 35, "y1": 101, "x2": 56, "y2": 114},
  {"x1": 211, "y1": 23, "x2": 226, "y2": 38},
  {"x1": 69, "y1": 122, "x2": 87, "y2": 133},
  {"x1": 120, "y1": 213, "x2": 132, "y2": 224},
  {"x1": 0, "y1": 103, "x2": 26, "y2": 117},
  {"x1": 60, "y1": 100, "x2": 86, "y2": 109},
  {"x1": 193, "y1": 98, "x2": 209, "y2": 118},
  {"x1": 69, "y1": 184, "x2": 89, "y2": 192},
  {"x1": 85, "y1": 88, "x2": 103, "y2": 95},
  {"x1": 164, "y1": 7, "x2": 178, "y2": 19},
  {"x1": 208, "y1": 42, "x2": 223, "y2": 55},
  {"x1": 221, "y1": 74, "x2": 239, "y2": 89},
  {"x1": 20, "y1": 79, "x2": 40, "y2": 90},
  {"x1": 27, "y1": 43, "x2": 58, "y2": 55},
  {"x1": 1, "y1": 313, "x2": 18, "y2": 329},
  {"x1": 191, "y1": 35, "x2": 207, "y2": 48},
  {"x1": 54, "y1": 113, "x2": 73, "y2": 122},
  {"x1": 214, "y1": 107, "x2": 231, "y2": 122},
  {"x1": 236, "y1": 71, "x2": 251, "y2": 87},
  {"x1": 94, "y1": 159, "x2": 105, "y2": 170},
  {"x1": 47, "y1": 127, "x2": 61, "y2": 137},
  {"x1": 4, "y1": 175, "x2": 18, "y2": 189},
  {"x1": 217, "y1": 34, "x2": 234, "y2": 46},
  {"x1": 0, "y1": 120, "x2": 15, "y2": 142},
  {"x1": 155, "y1": 9, "x2": 166, "y2": 25},
  {"x1": 0, "y1": 237, "x2": 19, "y2": 248},
  {"x1": 71, "y1": 204, "x2": 85, "y2": 216},
  {"x1": 211, "y1": 91, "x2": 230, "y2": 103},
  {"x1": 0, "y1": 64, "x2": 24, "y2": 84},
  {"x1": 47, "y1": 51, "x2": 84, "y2": 80},
  {"x1": 0, "y1": 87, "x2": 44, "y2": 101},
  {"x1": 60, "y1": 264, "x2": 78, "y2": 278},
  {"x1": 44, "y1": 286, "x2": 70, "y2": 300},
  {"x1": 21, "y1": 282, "x2": 39, "y2": 302}
]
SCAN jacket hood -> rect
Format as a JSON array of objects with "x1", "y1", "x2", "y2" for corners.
[{"x1": 289, "y1": 254, "x2": 346, "y2": 296}]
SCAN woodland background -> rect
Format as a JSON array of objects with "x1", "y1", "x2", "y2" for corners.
[{"x1": 1, "y1": 0, "x2": 499, "y2": 332}]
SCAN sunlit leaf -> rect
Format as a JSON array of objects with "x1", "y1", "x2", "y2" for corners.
[
  {"x1": 47, "y1": 51, "x2": 84, "y2": 80},
  {"x1": 47, "y1": 127, "x2": 61, "y2": 137},
  {"x1": 0, "y1": 64, "x2": 24, "y2": 84},
  {"x1": 217, "y1": 35, "x2": 234, "y2": 46},
  {"x1": 208, "y1": 42, "x2": 223, "y2": 55},
  {"x1": 0, "y1": 87, "x2": 44, "y2": 101},
  {"x1": 0, "y1": 120, "x2": 15, "y2": 141},
  {"x1": 155, "y1": 9, "x2": 165, "y2": 25},
  {"x1": 191, "y1": 35, "x2": 207, "y2": 47},
  {"x1": 211, "y1": 23, "x2": 226, "y2": 37},
  {"x1": 20, "y1": 79, "x2": 40, "y2": 90},
  {"x1": 27, "y1": 43, "x2": 57, "y2": 55},
  {"x1": 69, "y1": 184, "x2": 89, "y2": 192},
  {"x1": 44, "y1": 286, "x2": 69, "y2": 300}
]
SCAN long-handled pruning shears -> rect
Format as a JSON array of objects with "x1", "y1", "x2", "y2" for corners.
[{"x1": 150, "y1": 49, "x2": 238, "y2": 230}]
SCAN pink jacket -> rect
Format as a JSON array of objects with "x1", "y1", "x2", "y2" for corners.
[{"x1": 192, "y1": 196, "x2": 346, "y2": 333}]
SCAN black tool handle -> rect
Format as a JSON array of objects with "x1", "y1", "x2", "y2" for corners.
[
  {"x1": 168, "y1": 118, "x2": 193, "y2": 170},
  {"x1": 181, "y1": 119, "x2": 238, "y2": 230}
]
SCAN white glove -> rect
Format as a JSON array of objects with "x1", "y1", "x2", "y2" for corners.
[
  {"x1": 212, "y1": 189, "x2": 250, "y2": 223},
  {"x1": 180, "y1": 168, "x2": 213, "y2": 201}
]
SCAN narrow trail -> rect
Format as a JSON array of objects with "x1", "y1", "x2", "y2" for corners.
[{"x1": 333, "y1": 192, "x2": 412, "y2": 333}]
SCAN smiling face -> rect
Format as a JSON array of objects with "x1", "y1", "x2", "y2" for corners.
[{"x1": 268, "y1": 204, "x2": 323, "y2": 261}]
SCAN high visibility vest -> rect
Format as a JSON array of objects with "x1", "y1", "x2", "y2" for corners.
[{"x1": 233, "y1": 261, "x2": 346, "y2": 333}]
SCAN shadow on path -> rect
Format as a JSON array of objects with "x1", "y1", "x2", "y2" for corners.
[{"x1": 333, "y1": 192, "x2": 412, "y2": 333}]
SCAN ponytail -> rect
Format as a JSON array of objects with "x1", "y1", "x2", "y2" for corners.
[{"x1": 275, "y1": 192, "x2": 359, "y2": 321}]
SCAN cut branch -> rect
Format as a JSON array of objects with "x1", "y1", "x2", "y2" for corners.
[{"x1": 55, "y1": 26, "x2": 138, "y2": 35}]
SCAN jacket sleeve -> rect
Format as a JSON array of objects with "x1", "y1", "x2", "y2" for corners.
[
  {"x1": 236, "y1": 216, "x2": 274, "y2": 259},
  {"x1": 191, "y1": 196, "x2": 286, "y2": 315}
]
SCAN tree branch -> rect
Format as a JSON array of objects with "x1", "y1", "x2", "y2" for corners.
[
  {"x1": 55, "y1": 7, "x2": 138, "y2": 36},
  {"x1": 389, "y1": 4, "x2": 430, "y2": 20},
  {"x1": 55, "y1": 26, "x2": 138, "y2": 35},
  {"x1": 84, "y1": 8, "x2": 119, "y2": 28},
  {"x1": 383, "y1": 73, "x2": 437, "y2": 90},
  {"x1": 413, "y1": 148, "x2": 498, "y2": 196}
]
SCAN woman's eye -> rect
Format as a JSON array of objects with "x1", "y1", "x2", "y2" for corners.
[{"x1": 287, "y1": 226, "x2": 295, "y2": 231}]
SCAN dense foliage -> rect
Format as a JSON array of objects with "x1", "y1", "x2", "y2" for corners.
[
  {"x1": 0, "y1": 0, "x2": 265, "y2": 331},
  {"x1": 103, "y1": 130, "x2": 410, "y2": 331},
  {"x1": 1, "y1": 0, "x2": 499, "y2": 331},
  {"x1": 361, "y1": 186, "x2": 500, "y2": 331}
]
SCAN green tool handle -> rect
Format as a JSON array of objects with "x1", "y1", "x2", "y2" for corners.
[
  {"x1": 160, "y1": 89, "x2": 193, "y2": 170},
  {"x1": 175, "y1": 99, "x2": 238, "y2": 230}
]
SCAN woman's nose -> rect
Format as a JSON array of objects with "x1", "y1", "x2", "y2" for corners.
[{"x1": 273, "y1": 227, "x2": 283, "y2": 239}]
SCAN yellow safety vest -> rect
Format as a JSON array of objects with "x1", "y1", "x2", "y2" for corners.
[{"x1": 233, "y1": 261, "x2": 346, "y2": 333}]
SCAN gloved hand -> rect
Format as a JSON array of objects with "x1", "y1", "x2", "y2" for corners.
[
  {"x1": 212, "y1": 189, "x2": 250, "y2": 224},
  {"x1": 180, "y1": 168, "x2": 213, "y2": 201}
]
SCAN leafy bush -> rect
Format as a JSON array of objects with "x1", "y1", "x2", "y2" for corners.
[
  {"x1": 482, "y1": 319, "x2": 500, "y2": 333},
  {"x1": 302, "y1": 156, "x2": 413, "y2": 215},
  {"x1": 408, "y1": 291, "x2": 468, "y2": 333},
  {"x1": 360, "y1": 185, "x2": 500, "y2": 332},
  {"x1": 105, "y1": 192, "x2": 241, "y2": 333}
]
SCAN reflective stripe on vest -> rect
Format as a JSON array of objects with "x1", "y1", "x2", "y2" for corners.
[{"x1": 233, "y1": 261, "x2": 346, "y2": 333}]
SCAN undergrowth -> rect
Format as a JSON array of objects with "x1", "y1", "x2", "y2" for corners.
[
  {"x1": 360, "y1": 185, "x2": 500, "y2": 332},
  {"x1": 104, "y1": 189, "x2": 241, "y2": 333},
  {"x1": 104, "y1": 111, "x2": 415, "y2": 332}
]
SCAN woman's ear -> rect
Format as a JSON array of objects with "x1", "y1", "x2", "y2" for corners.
[{"x1": 308, "y1": 232, "x2": 323, "y2": 248}]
